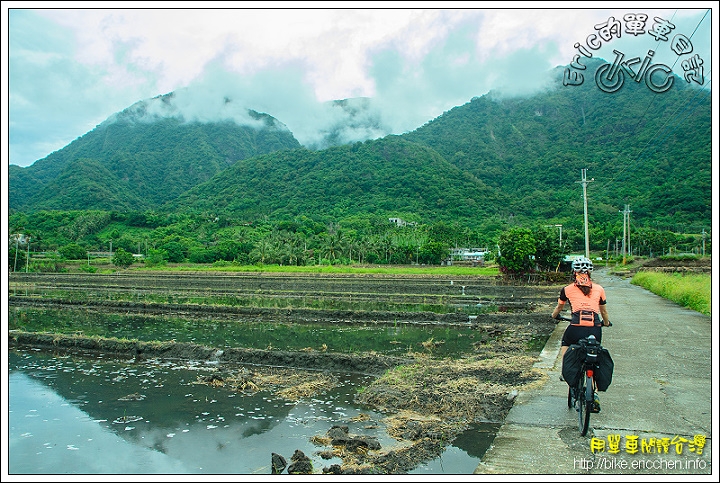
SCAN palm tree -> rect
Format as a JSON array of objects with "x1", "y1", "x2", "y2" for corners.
[
  {"x1": 250, "y1": 236, "x2": 274, "y2": 265},
  {"x1": 321, "y1": 229, "x2": 346, "y2": 264}
]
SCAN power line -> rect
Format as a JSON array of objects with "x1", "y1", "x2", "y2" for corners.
[
  {"x1": 592, "y1": 10, "x2": 712, "y2": 200},
  {"x1": 627, "y1": 9, "x2": 710, "y2": 137},
  {"x1": 593, "y1": 75, "x2": 712, "y2": 198}
]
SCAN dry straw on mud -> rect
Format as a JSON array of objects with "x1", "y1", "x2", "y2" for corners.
[
  {"x1": 197, "y1": 366, "x2": 340, "y2": 400},
  {"x1": 356, "y1": 354, "x2": 547, "y2": 422}
]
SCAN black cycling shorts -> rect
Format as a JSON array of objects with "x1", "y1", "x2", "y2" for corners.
[{"x1": 562, "y1": 324, "x2": 602, "y2": 347}]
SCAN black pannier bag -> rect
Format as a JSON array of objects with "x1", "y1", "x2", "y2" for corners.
[
  {"x1": 594, "y1": 347, "x2": 614, "y2": 392},
  {"x1": 562, "y1": 342, "x2": 614, "y2": 391},
  {"x1": 562, "y1": 343, "x2": 585, "y2": 387}
]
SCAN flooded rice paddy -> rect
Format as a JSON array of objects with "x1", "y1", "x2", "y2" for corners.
[
  {"x1": 8, "y1": 307, "x2": 485, "y2": 359},
  {"x1": 8, "y1": 271, "x2": 557, "y2": 475}
]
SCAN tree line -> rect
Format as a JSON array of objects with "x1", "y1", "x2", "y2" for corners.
[{"x1": 8, "y1": 210, "x2": 709, "y2": 273}]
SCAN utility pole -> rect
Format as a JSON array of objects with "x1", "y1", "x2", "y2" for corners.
[
  {"x1": 627, "y1": 205, "x2": 632, "y2": 258},
  {"x1": 577, "y1": 169, "x2": 594, "y2": 259},
  {"x1": 620, "y1": 205, "x2": 632, "y2": 265},
  {"x1": 621, "y1": 208, "x2": 627, "y2": 264},
  {"x1": 25, "y1": 236, "x2": 31, "y2": 273},
  {"x1": 13, "y1": 234, "x2": 19, "y2": 272},
  {"x1": 556, "y1": 224, "x2": 562, "y2": 248},
  {"x1": 606, "y1": 239, "x2": 610, "y2": 266}
]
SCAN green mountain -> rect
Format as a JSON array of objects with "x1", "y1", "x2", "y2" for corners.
[
  {"x1": 9, "y1": 94, "x2": 302, "y2": 211},
  {"x1": 166, "y1": 135, "x2": 507, "y2": 224},
  {"x1": 402, "y1": 63, "x2": 711, "y2": 228},
  {"x1": 168, "y1": 61, "x2": 710, "y2": 230},
  {"x1": 9, "y1": 60, "x2": 711, "y2": 234}
]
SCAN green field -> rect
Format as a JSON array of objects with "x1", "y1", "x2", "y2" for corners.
[{"x1": 97, "y1": 260, "x2": 502, "y2": 277}]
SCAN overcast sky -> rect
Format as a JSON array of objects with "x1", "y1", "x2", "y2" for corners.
[{"x1": 2, "y1": 3, "x2": 716, "y2": 168}]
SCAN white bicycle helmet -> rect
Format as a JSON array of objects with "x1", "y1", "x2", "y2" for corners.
[{"x1": 572, "y1": 256, "x2": 594, "y2": 273}]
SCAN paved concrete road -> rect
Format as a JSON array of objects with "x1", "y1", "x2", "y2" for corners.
[{"x1": 474, "y1": 268, "x2": 714, "y2": 477}]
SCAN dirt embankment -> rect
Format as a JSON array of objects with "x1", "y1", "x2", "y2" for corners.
[
  {"x1": 8, "y1": 329, "x2": 413, "y2": 375},
  {"x1": 635, "y1": 256, "x2": 711, "y2": 273},
  {"x1": 6, "y1": 295, "x2": 495, "y2": 324}
]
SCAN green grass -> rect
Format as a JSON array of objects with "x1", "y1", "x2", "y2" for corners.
[
  {"x1": 135, "y1": 262, "x2": 501, "y2": 277},
  {"x1": 631, "y1": 271, "x2": 711, "y2": 316}
]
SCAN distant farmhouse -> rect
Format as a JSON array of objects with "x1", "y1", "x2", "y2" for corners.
[
  {"x1": 388, "y1": 217, "x2": 418, "y2": 227},
  {"x1": 449, "y1": 248, "x2": 489, "y2": 262}
]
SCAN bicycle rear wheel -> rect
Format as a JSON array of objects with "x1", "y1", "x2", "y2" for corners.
[
  {"x1": 576, "y1": 377, "x2": 585, "y2": 433},
  {"x1": 579, "y1": 375, "x2": 593, "y2": 436}
]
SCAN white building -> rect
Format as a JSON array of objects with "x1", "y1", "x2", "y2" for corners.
[
  {"x1": 388, "y1": 217, "x2": 417, "y2": 227},
  {"x1": 449, "y1": 248, "x2": 489, "y2": 261}
]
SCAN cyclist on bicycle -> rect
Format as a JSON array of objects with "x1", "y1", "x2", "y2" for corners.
[{"x1": 552, "y1": 256, "x2": 611, "y2": 409}]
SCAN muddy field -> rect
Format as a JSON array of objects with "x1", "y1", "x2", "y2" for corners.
[{"x1": 8, "y1": 270, "x2": 563, "y2": 474}]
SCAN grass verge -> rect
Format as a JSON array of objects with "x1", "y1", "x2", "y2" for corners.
[{"x1": 631, "y1": 271, "x2": 711, "y2": 316}]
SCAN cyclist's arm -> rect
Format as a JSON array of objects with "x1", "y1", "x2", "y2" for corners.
[
  {"x1": 599, "y1": 304, "x2": 610, "y2": 326},
  {"x1": 551, "y1": 288, "x2": 568, "y2": 319}
]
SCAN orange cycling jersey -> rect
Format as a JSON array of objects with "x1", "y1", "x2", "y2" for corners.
[{"x1": 558, "y1": 284, "x2": 607, "y2": 327}]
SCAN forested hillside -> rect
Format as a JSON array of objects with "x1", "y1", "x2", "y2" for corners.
[
  {"x1": 166, "y1": 136, "x2": 508, "y2": 225},
  {"x1": 9, "y1": 102, "x2": 301, "y2": 211},
  {"x1": 163, "y1": 62, "x2": 710, "y2": 233},
  {"x1": 403, "y1": 60, "x2": 711, "y2": 228}
]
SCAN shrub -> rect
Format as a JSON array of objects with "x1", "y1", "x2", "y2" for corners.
[
  {"x1": 58, "y1": 243, "x2": 88, "y2": 260},
  {"x1": 112, "y1": 248, "x2": 135, "y2": 269}
]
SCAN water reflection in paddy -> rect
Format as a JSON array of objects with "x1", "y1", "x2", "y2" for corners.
[{"x1": 8, "y1": 348, "x2": 498, "y2": 475}]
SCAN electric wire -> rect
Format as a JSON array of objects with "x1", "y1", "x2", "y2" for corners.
[
  {"x1": 573, "y1": 9, "x2": 712, "y2": 253},
  {"x1": 593, "y1": 9, "x2": 711, "y2": 197}
]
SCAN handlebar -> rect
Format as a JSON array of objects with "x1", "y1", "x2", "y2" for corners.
[{"x1": 554, "y1": 314, "x2": 612, "y2": 326}]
